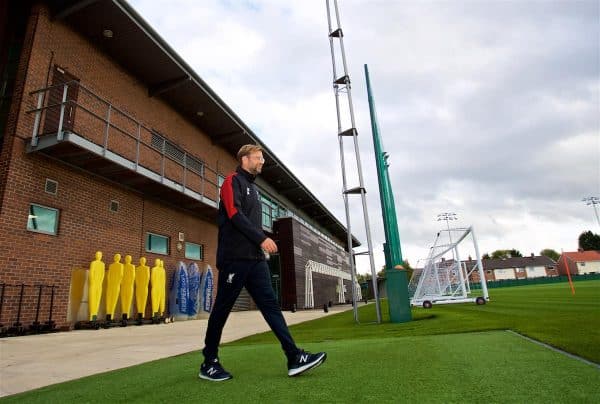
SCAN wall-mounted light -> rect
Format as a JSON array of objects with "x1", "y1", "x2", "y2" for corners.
[
  {"x1": 102, "y1": 29, "x2": 113, "y2": 38},
  {"x1": 196, "y1": 111, "x2": 204, "y2": 117}
]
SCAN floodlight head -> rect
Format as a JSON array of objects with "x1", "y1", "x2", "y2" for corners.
[{"x1": 582, "y1": 196, "x2": 600, "y2": 205}]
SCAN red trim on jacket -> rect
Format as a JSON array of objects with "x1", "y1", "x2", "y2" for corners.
[{"x1": 220, "y1": 174, "x2": 238, "y2": 219}]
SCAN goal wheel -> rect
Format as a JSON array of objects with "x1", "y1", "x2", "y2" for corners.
[
  {"x1": 423, "y1": 300, "x2": 433, "y2": 309},
  {"x1": 475, "y1": 296, "x2": 486, "y2": 305}
]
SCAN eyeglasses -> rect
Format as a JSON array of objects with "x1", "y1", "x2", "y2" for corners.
[{"x1": 248, "y1": 155, "x2": 265, "y2": 163}]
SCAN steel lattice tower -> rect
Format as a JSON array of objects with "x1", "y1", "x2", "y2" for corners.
[{"x1": 325, "y1": 0, "x2": 381, "y2": 323}]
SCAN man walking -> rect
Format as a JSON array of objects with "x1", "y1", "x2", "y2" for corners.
[{"x1": 199, "y1": 144, "x2": 326, "y2": 381}]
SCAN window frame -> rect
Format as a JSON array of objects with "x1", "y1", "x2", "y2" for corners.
[
  {"x1": 145, "y1": 232, "x2": 170, "y2": 256},
  {"x1": 184, "y1": 241, "x2": 204, "y2": 261},
  {"x1": 26, "y1": 203, "x2": 60, "y2": 235}
]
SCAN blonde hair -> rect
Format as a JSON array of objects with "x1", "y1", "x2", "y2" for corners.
[{"x1": 237, "y1": 144, "x2": 263, "y2": 163}]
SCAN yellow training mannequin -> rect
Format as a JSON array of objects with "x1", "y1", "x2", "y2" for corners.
[
  {"x1": 158, "y1": 259, "x2": 166, "y2": 316},
  {"x1": 105, "y1": 253, "x2": 124, "y2": 318},
  {"x1": 150, "y1": 258, "x2": 162, "y2": 317},
  {"x1": 120, "y1": 255, "x2": 136, "y2": 319},
  {"x1": 135, "y1": 257, "x2": 150, "y2": 318},
  {"x1": 88, "y1": 251, "x2": 105, "y2": 321}
]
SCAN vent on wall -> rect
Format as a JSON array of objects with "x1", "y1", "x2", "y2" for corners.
[
  {"x1": 110, "y1": 200, "x2": 119, "y2": 213},
  {"x1": 45, "y1": 179, "x2": 58, "y2": 195}
]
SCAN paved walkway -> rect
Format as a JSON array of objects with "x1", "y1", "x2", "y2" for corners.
[{"x1": 0, "y1": 305, "x2": 352, "y2": 397}]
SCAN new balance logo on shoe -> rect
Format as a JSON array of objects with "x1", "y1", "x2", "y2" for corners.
[
  {"x1": 227, "y1": 273, "x2": 235, "y2": 284},
  {"x1": 199, "y1": 359, "x2": 233, "y2": 382},
  {"x1": 288, "y1": 351, "x2": 327, "y2": 377}
]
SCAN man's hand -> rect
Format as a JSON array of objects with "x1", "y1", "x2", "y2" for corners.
[{"x1": 261, "y1": 238, "x2": 278, "y2": 254}]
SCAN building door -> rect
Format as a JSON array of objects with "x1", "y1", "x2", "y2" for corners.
[{"x1": 43, "y1": 66, "x2": 79, "y2": 135}]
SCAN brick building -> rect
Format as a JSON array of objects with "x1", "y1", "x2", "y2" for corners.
[
  {"x1": 0, "y1": 0, "x2": 356, "y2": 331},
  {"x1": 556, "y1": 250, "x2": 600, "y2": 276}
]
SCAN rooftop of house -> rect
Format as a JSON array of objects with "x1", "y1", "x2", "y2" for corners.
[
  {"x1": 560, "y1": 250, "x2": 600, "y2": 263},
  {"x1": 414, "y1": 254, "x2": 557, "y2": 272},
  {"x1": 459, "y1": 255, "x2": 556, "y2": 270}
]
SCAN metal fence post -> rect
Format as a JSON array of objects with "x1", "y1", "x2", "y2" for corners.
[
  {"x1": 182, "y1": 153, "x2": 187, "y2": 192},
  {"x1": 103, "y1": 104, "x2": 112, "y2": 156},
  {"x1": 135, "y1": 123, "x2": 141, "y2": 170},
  {"x1": 161, "y1": 138, "x2": 165, "y2": 183},
  {"x1": 200, "y1": 165, "x2": 205, "y2": 197},
  {"x1": 31, "y1": 92, "x2": 44, "y2": 147},
  {"x1": 57, "y1": 84, "x2": 69, "y2": 141}
]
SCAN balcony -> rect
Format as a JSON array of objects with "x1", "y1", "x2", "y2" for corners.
[{"x1": 26, "y1": 80, "x2": 219, "y2": 220}]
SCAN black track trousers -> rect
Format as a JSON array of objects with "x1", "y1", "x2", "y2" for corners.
[{"x1": 202, "y1": 260, "x2": 300, "y2": 361}]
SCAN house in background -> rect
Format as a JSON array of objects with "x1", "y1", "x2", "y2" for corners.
[
  {"x1": 467, "y1": 254, "x2": 557, "y2": 282},
  {"x1": 556, "y1": 250, "x2": 600, "y2": 275}
]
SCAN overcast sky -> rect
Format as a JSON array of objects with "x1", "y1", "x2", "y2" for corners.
[{"x1": 130, "y1": 0, "x2": 599, "y2": 272}]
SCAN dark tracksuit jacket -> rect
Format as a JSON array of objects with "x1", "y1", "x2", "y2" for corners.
[{"x1": 216, "y1": 166, "x2": 267, "y2": 268}]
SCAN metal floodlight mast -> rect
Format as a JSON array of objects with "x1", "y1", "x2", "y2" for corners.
[
  {"x1": 437, "y1": 212, "x2": 458, "y2": 257},
  {"x1": 582, "y1": 196, "x2": 600, "y2": 228}
]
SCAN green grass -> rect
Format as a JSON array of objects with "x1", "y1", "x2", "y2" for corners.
[
  {"x1": 234, "y1": 280, "x2": 600, "y2": 363},
  {"x1": 2, "y1": 281, "x2": 599, "y2": 403}
]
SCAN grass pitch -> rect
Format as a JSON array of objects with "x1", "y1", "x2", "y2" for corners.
[{"x1": 2, "y1": 280, "x2": 599, "y2": 403}]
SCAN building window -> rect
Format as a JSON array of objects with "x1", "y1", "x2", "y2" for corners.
[
  {"x1": 146, "y1": 232, "x2": 169, "y2": 255},
  {"x1": 262, "y1": 202, "x2": 272, "y2": 228},
  {"x1": 185, "y1": 242, "x2": 203, "y2": 260},
  {"x1": 260, "y1": 193, "x2": 287, "y2": 230},
  {"x1": 27, "y1": 204, "x2": 59, "y2": 235}
]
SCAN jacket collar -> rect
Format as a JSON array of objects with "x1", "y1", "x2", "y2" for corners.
[{"x1": 236, "y1": 166, "x2": 256, "y2": 183}]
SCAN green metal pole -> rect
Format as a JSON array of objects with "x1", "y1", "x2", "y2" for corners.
[{"x1": 364, "y1": 64, "x2": 412, "y2": 323}]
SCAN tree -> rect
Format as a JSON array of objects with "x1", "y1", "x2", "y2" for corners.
[
  {"x1": 508, "y1": 249, "x2": 522, "y2": 257},
  {"x1": 356, "y1": 273, "x2": 371, "y2": 284},
  {"x1": 482, "y1": 253, "x2": 490, "y2": 259},
  {"x1": 491, "y1": 249, "x2": 522, "y2": 259},
  {"x1": 402, "y1": 260, "x2": 414, "y2": 282},
  {"x1": 491, "y1": 250, "x2": 510, "y2": 259},
  {"x1": 579, "y1": 231, "x2": 600, "y2": 251},
  {"x1": 540, "y1": 249, "x2": 560, "y2": 262}
]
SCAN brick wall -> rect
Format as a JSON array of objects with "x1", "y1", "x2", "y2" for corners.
[{"x1": 0, "y1": 4, "x2": 239, "y2": 329}]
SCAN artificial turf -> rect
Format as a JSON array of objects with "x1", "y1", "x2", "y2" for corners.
[
  {"x1": 233, "y1": 280, "x2": 600, "y2": 363},
  {"x1": 1, "y1": 280, "x2": 599, "y2": 403}
]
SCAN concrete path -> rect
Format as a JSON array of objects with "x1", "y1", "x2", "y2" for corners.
[{"x1": 0, "y1": 305, "x2": 351, "y2": 397}]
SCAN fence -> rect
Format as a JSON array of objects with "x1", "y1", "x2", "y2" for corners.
[
  {"x1": 28, "y1": 80, "x2": 221, "y2": 204},
  {"x1": 470, "y1": 273, "x2": 600, "y2": 289}
]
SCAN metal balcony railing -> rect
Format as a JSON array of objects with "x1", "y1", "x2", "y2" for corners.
[{"x1": 26, "y1": 80, "x2": 220, "y2": 211}]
